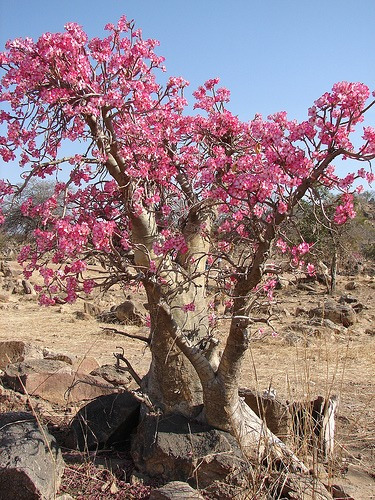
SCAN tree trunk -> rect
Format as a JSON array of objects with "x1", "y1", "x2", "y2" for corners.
[
  {"x1": 143, "y1": 280, "x2": 208, "y2": 417},
  {"x1": 131, "y1": 203, "x2": 212, "y2": 417}
]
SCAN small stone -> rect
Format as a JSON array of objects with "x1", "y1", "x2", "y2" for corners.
[
  {"x1": 74, "y1": 311, "x2": 92, "y2": 321},
  {"x1": 345, "y1": 281, "x2": 357, "y2": 290},
  {"x1": 149, "y1": 481, "x2": 205, "y2": 499},
  {"x1": 83, "y1": 301, "x2": 102, "y2": 317}
]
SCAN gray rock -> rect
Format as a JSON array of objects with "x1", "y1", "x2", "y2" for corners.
[
  {"x1": 309, "y1": 300, "x2": 356, "y2": 327},
  {"x1": 67, "y1": 391, "x2": 140, "y2": 451},
  {"x1": 323, "y1": 318, "x2": 343, "y2": 334},
  {"x1": 131, "y1": 413, "x2": 249, "y2": 490},
  {"x1": 339, "y1": 294, "x2": 358, "y2": 304},
  {"x1": 149, "y1": 481, "x2": 205, "y2": 499},
  {"x1": 0, "y1": 412, "x2": 65, "y2": 500},
  {"x1": 90, "y1": 364, "x2": 132, "y2": 387}
]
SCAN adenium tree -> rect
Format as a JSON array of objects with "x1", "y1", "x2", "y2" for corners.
[{"x1": 1, "y1": 16, "x2": 374, "y2": 469}]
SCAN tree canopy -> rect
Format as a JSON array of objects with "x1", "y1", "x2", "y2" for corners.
[{"x1": 0, "y1": 17, "x2": 374, "y2": 305}]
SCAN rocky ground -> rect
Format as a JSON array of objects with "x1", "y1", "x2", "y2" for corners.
[{"x1": 0, "y1": 259, "x2": 374, "y2": 499}]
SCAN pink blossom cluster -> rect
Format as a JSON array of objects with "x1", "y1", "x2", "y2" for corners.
[
  {"x1": 0, "y1": 16, "x2": 374, "y2": 306},
  {"x1": 263, "y1": 278, "x2": 277, "y2": 300},
  {"x1": 181, "y1": 302, "x2": 196, "y2": 312},
  {"x1": 333, "y1": 193, "x2": 356, "y2": 224},
  {"x1": 91, "y1": 220, "x2": 116, "y2": 252},
  {"x1": 153, "y1": 233, "x2": 188, "y2": 256}
]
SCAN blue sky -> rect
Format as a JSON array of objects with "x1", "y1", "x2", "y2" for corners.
[{"x1": 1, "y1": 0, "x2": 375, "y2": 183}]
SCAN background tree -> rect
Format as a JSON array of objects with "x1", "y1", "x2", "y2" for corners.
[
  {"x1": 1, "y1": 180, "x2": 58, "y2": 241},
  {"x1": 279, "y1": 189, "x2": 375, "y2": 292},
  {"x1": 1, "y1": 17, "x2": 374, "y2": 469}
]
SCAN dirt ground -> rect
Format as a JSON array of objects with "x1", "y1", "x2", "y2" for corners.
[{"x1": 0, "y1": 260, "x2": 374, "y2": 499}]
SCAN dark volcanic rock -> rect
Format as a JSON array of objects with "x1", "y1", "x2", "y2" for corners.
[
  {"x1": 0, "y1": 412, "x2": 65, "y2": 500},
  {"x1": 67, "y1": 391, "x2": 140, "y2": 451},
  {"x1": 131, "y1": 412, "x2": 250, "y2": 490}
]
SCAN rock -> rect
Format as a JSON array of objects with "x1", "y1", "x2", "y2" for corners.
[
  {"x1": 339, "y1": 294, "x2": 358, "y2": 304},
  {"x1": 322, "y1": 319, "x2": 342, "y2": 334},
  {"x1": 0, "y1": 292, "x2": 10, "y2": 302},
  {"x1": 90, "y1": 364, "x2": 133, "y2": 386},
  {"x1": 149, "y1": 481, "x2": 205, "y2": 499},
  {"x1": 67, "y1": 391, "x2": 140, "y2": 451},
  {"x1": 365, "y1": 327, "x2": 375, "y2": 336},
  {"x1": 3, "y1": 359, "x2": 116, "y2": 404},
  {"x1": 239, "y1": 388, "x2": 291, "y2": 441},
  {"x1": 42, "y1": 349, "x2": 100, "y2": 374},
  {"x1": 131, "y1": 413, "x2": 249, "y2": 490},
  {"x1": 0, "y1": 412, "x2": 65, "y2": 500},
  {"x1": 0, "y1": 340, "x2": 43, "y2": 370},
  {"x1": 338, "y1": 295, "x2": 365, "y2": 313},
  {"x1": 309, "y1": 300, "x2": 356, "y2": 327},
  {"x1": 74, "y1": 311, "x2": 93, "y2": 321},
  {"x1": 83, "y1": 301, "x2": 102, "y2": 317},
  {"x1": 115, "y1": 300, "x2": 144, "y2": 326},
  {"x1": 345, "y1": 281, "x2": 357, "y2": 290},
  {"x1": 21, "y1": 279, "x2": 36, "y2": 295}
]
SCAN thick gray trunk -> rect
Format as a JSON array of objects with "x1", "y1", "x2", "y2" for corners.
[{"x1": 144, "y1": 280, "x2": 208, "y2": 416}]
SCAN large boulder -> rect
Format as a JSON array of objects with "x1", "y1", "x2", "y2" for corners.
[
  {"x1": 131, "y1": 413, "x2": 250, "y2": 491},
  {"x1": 309, "y1": 300, "x2": 356, "y2": 327},
  {"x1": 0, "y1": 412, "x2": 65, "y2": 499},
  {"x1": 0, "y1": 340, "x2": 43, "y2": 370},
  {"x1": 67, "y1": 391, "x2": 140, "y2": 451},
  {"x1": 3, "y1": 358, "x2": 116, "y2": 404}
]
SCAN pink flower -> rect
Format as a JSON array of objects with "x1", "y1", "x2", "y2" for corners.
[
  {"x1": 83, "y1": 279, "x2": 95, "y2": 294},
  {"x1": 278, "y1": 201, "x2": 288, "y2": 214},
  {"x1": 306, "y1": 263, "x2": 316, "y2": 276},
  {"x1": 276, "y1": 238, "x2": 289, "y2": 254},
  {"x1": 39, "y1": 294, "x2": 56, "y2": 306},
  {"x1": 182, "y1": 302, "x2": 196, "y2": 312}
]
